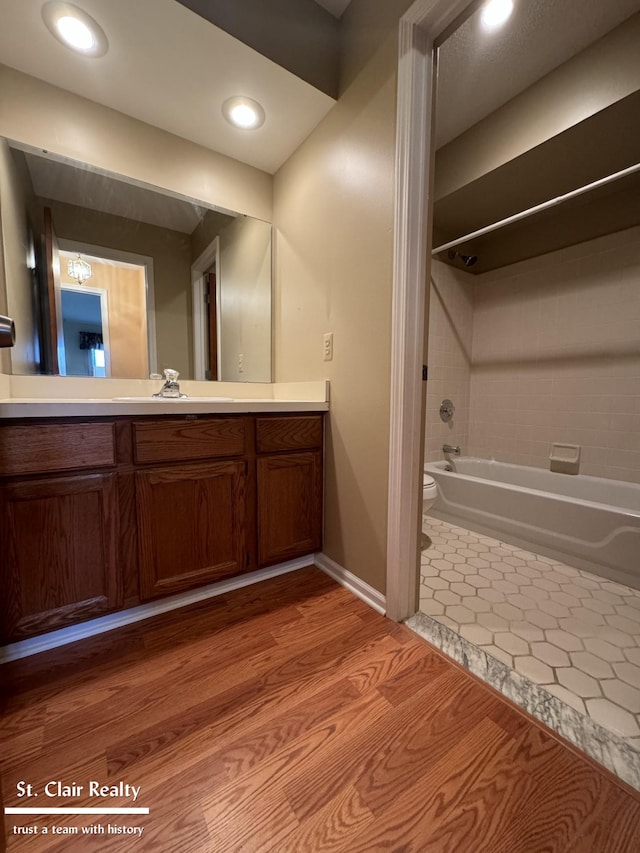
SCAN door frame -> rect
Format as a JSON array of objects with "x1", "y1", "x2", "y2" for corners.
[
  {"x1": 192, "y1": 236, "x2": 221, "y2": 381},
  {"x1": 386, "y1": 0, "x2": 476, "y2": 621},
  {"x1": 42, "y1": 207, "x2": 62, "y2": 374},
  {"x1": 58, "y1": 239, "x2": 157, "y2": 375}
]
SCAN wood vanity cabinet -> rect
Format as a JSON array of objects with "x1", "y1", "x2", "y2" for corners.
[
  {"x1": 132, "y1": 417, "x2": 251, "y2": 599},
  {"x1": 0, "y1": 411, "x2": 324, "y2": 643},
  {"x1": 256, "y1": 416, "x2": 323, "y2": 566},
  {"x1": 0, "y1": 422, "x2": 120, "y2": 642}
]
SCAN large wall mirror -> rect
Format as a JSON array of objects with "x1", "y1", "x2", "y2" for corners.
[{"x1": 0, "y1": 139, "x2": 272, "y2": 382}]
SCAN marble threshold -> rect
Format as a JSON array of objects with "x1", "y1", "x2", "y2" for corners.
[{"x1": 406, "y1": 610, "x2": 640, "y2": 791}]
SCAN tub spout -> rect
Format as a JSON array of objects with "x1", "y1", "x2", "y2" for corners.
[{"x1": 443, "y1": 444, "x2": 461, "y2": 457}]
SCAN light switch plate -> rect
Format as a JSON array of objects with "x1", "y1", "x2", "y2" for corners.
[{"x1": 323, "y1": 332, "x2": 333, "y2": 361}]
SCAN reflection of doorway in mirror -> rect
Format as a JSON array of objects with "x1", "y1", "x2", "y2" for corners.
[
  {"x1": 60, "y1": 285, "x2": 110, "y2": 377},
  {"x1": 192, "y1": 236, "x2": 221, "y2": 381},
  {"x1": 58, "y1": 247, "x2": 152, "y2": 378},
  {"x1": 205, "y1": 271, "x2": 219, "y2": 380}
]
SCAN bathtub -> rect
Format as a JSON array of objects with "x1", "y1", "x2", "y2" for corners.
[{"x1": 424, "y1": 457, "x2": 640, "y2": 590}]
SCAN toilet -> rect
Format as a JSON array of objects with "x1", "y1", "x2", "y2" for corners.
[{"x1": 423, "y1": 471, "x2": 437, "y2": 515}]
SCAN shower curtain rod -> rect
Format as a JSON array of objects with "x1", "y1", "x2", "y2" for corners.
[{"x1": 431, "y1": 160, "x2": 640, "y2": 257}]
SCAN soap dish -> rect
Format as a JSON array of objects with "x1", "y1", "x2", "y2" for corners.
[{"x1": 549, "y1": 443, "x2": 580, "y2": 475}]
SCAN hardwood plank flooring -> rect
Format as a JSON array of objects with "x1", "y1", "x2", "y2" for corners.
[{"x1": 2, "y1": 567, "x2": 640, "y2": 852}]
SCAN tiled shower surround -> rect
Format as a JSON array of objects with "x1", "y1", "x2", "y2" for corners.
[
  {"x1": 426, "y1": 224, "x2": 640, "y2": 483},
  {"x1": 410, "y1": 517, "x2": 640, "y2": 788},
  {"x1": 422, "y1": 224, "x2": 640, "y2": 783}
]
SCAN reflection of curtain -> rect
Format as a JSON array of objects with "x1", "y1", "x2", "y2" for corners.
[{"x1": 79, "y1": 331, "x2": 103, "y2": 350}]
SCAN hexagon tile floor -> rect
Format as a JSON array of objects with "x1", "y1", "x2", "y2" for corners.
[{"x1": 409, "y1": 516, "x2": 640, "y2": 788}]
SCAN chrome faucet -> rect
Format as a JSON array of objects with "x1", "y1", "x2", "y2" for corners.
[
  {"x1": 153, "y1": 368, "x2": 187, "y2": 398},
  {"x1": 443, "y1": 444, "x2": 461, "y2": 457}
]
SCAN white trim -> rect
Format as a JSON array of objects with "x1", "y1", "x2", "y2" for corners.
[
  {"x1": 191, "y1": 236, "x2": 220, "y2": 380},
  {"x1": 192, "y1": 275, "x2": 207, "y2": 380},
  {"x1": 401, "y1": 0, "x2": 478, "y2": 30},
  {"x1": 387, "y1": 0, "x2": 475, "y2": 622},
  {"x1": 386, "y1": 11, "x2": 433, "y2": 622},
  {"x1": 315, "y1": 553, "x2": 386, "y2": 616},
  {"x1": 58, "y1": 238, "x2": 157, "y2": 374},
  {"x1": 0, "y1": 556, "x2": 313, "y2": 663}
]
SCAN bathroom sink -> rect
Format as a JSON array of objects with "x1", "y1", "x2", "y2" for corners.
[{"x1": 112, "y1": 396, "x2": 235, "y2": 402}]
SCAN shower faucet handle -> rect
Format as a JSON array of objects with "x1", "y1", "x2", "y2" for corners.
[
  {"x1": 439, "y1": 399, "x2": 455, "y2": 422},
  {"x1": 443, "y1": 444, "x2": 461, "y2": 457}
]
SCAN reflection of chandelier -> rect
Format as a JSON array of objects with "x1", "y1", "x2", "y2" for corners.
[{"x1": 68, "y1": 254, "x2": 92, "y2": 284}]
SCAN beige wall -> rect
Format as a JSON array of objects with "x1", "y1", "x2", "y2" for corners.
[
  {"x1": 427, "y1": 227, "x2": 640, "y2": 484},
  {"x1": 42, "y1": 199, "x2": 193, "y2": 378},
  {"x1": 0, "y1": 139, "x2": 37, "y2": 374},
  {"x1": 274, "y1": 0, "x2": 413, "y2": 593},
  {"x1": 0, "y1": 65, "x2": 272, "y2": 223},
  {"x1": 219, "y1": 216, "x2": 271, "y2": 383}
]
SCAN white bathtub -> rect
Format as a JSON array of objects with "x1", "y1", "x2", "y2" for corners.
[{"x1": 424, "y1": 457, "x2": 640, "y2": 590}]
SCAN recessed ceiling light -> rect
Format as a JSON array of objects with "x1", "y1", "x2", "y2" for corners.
[
  {"x1": 42, "y1": 2, "x2": 108, "y2": 57},
  {"x1": 481, "y1": 0, "x2": 514, "y2": 31},
  {"x1": 222, "y1": 96, "x2": 266, "y2": 131}
]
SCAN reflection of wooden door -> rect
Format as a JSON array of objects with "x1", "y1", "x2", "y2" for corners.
[
  {"x1": 43, "y1": 207, "x2": 63, "y2": 374},
  {"x1": 206, "y1": 272, "x2": 218, "y2": 380}
]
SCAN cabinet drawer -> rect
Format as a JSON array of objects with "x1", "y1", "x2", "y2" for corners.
[
  {"x1": 133, "y1": 417, "x2": 246, "y2": 464},
  {"x1": 256, "y1": 415, "x2": 323, "y2": 453},
  {"x1": 0, "y1": 422, "x2": 116, "y2": 476}
]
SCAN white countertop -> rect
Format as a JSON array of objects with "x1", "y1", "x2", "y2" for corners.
[
  {"x1": 0, "y1": 397, "x2": 329, "y2": 418},
  {"x1": 0, "y1": 378, "x2": 329, "y2": 418}
]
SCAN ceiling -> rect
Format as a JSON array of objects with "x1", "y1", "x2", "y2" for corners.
[
  {"x1": 20, "y1": 148, "x2": 220, "y2": 234},
  {"x1": 436, "y1": 0, "x2": 640, "y2": 147},
  {"x1": 312, "y1": 0, "x2": 352, "y2": 17},
  {"x1": 1, "y1": 0, "x2": 637, "y2": 191},
  {"x1": 0, "y1": 0, "x2": 336, "y2": 174}
]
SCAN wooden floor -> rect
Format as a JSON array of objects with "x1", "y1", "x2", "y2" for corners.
[{"x1": 2, "y1": 567, "x2": 640, "y2": 852}]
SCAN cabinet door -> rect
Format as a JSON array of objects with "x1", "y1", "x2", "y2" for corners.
[
  {"x1": 1, "y1": 474, "x2": 119, "y2": 642},
  {"x1": 136, "y1": 461, "x2": 247, "y2": 599},
  {"x1": 257, "y1": 451, "x2": 322, "y2": 566}
]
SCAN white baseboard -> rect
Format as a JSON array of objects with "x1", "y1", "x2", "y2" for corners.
[
  {"x1": 0, "y1": 557, "x2": 314, "y2": 664},
  {"x1": 315, "y1": 553, "x2": 387, "y2": 615}
]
